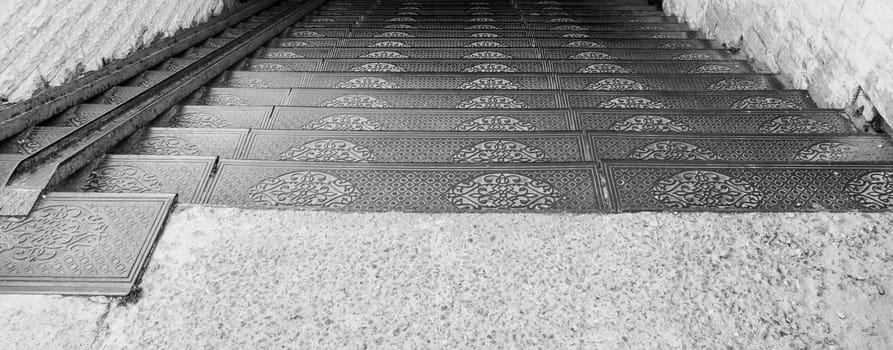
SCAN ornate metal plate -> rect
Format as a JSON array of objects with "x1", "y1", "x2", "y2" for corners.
[
  {"x1": 204, "y1": 161, "x2": 605, "y2": 212},
  {"x1": 238, "y1": 58, "x2": 323, "y2": 72},
  {"x1": 111, "y1": 128, "x2": 250, "y2": 158},
  {"x1": 544, "y1": 49, "x2": 732, "y2": 60},
  {"x1": 269, "y1": 107, "x2": 574, "y2": 131},
  {"x1": 524, "y1": 15, "x2": 678, "y2": 23},
  {"x1": 268, "y1": 38, "x2": 340, "y2": 48},
  {"x1": 588, "y1": 133, "x2": 893, "y2": 161},
  {"x1": 208, "y1": 72, "x2": 310, "y2": 88},
  {"x1": 285, "y1": 28, "x2": 351, "y2": 38},
  {"x1": 123, "y1": 71, "x2": 176, "y2": 87},
  {"x1": 330, "y1": 48, "x2": 541, "y2": 59},
  {"x1": 255, "y1": 48, "x2": 331, "y2": 59},
  {"x1": 534, "y1": 38, "x2": 716, "y2": 49},
  {"x1": 348, "y1": 23, "x2": 527, "y2": 30},
  {"x1": 348, "y1": 29, "x2": 530, "y2": 38},
  {"x1": 529, "y1": 31, "x2": 698, "y2": 39},
  {"x1": 313, "y1": 15, "x2": 524, "y2": 22},
  {"x1": 182, "y1": 88, "x2": 291, "y2": 106},
  {"x1": 151, "y1": 105, "x2": 274, "y2": 129},
  {"x1": 322, "y1": 59, "x2": 549, "y2": 72},
  {"x1": 285, "y1": 89, "x2": 563, "y2": 108},
  {"x1": 58, "y1": 155, "x2": 216, "y2": 203},
  {"x1": 550, "y1": 60, "x2": 752, "y2": 74},
  {"x1": 528, "y1": 23, "x2": 693, "y2": 31},
  {"x1": 302, "y1": 73, "x2": 555, "y2": 89},
  {"x1": 604, "y1": 161, "x2": 893, "y2": 212},
  {"x1": 556, "y1": 74, "x2": 781, "y2": 91},
  {"x1": 573, "y1": 110, "x2": 856, "y2": 134},
  {"x1": 238, "y1": 130, "x2": 588, "y2": 162},
  {"x1": 0, "y1": 127, "x2": 70, "y2": 155},
  {"x1": 334, "y1": 38, "x2": 535, "y2": 48},
  {"x1": 0, "y1": 192, "x2": 175, "y2": 295},
  {"x1": 565, "y1": 91, "x2": 817, "y2": 110}
]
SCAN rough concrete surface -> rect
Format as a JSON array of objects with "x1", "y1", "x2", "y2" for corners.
[{"x1": 2, "y1": 207, "x2": 893, "y2": 349}]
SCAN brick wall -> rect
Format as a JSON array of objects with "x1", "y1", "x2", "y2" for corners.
[
  {"x1": 0, "y1": 0, "x2": 236, "y2": 102},
  {"x1": 664, "y1": 0, "x2": 893, "y2": 125}
]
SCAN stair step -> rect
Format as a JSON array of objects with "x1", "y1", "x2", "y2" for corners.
[
  {"x1": 267, "y1": 38, "x2": 718, "y2": 49},
  {"x1": 58, "y1": 155, "x2": 216, "y2": 203},
  {"x1": 285, "y1": 89, "x2": 565, "y2": 108},
  {"x1": 40, "y1": 104, "x2": 115, "y2": 127},
  {"x1": 0, "y1": 192, "x2": 175, "y2": 295},
  {"x1": 575, "y1": 110, "x2": 854, "y2": 134},
  {"x1": 604, "y1": 161, "x2": 893, "y2": 212},
  {"x1": 202, "y1": 71, "x2": 782, "y2": 91},
  {"x1": 285, "y1": 28, "x2": 700, "y2": 39},
  {"x1": 203, "y1": 160, "x2": 605, "y2": 211},
  {"x1": 87, "y1": 86, "x2": 148, "y2": 105},
  {"x1": 238, "y1": 130, "x2": 588, "y2": 162},
  {"x1": 150, "y1": 105, "x2": 274, "y2": 129},
  {"x1": 297, "y1": 23, "x2": 687, "y2": 31},
  {"x1": 110, "y1": 128, "x2": 249, "y2": 158},
  {"x1": 588, "y1": 133, "x2": 893, "y2": 161},
  {"x1": 565, "y1": 91, "x2": 816, "y2": 110},
  {"x1": 303, "y1": 48, "x2": 733, "y2": 60},
  {"x1": 303, "y1": 15, "x2": 679, "y2": 23}
]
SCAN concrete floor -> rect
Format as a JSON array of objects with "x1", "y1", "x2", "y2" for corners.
[{"x1": 3, "y1": 206, "x2": 892, "y2": 349}]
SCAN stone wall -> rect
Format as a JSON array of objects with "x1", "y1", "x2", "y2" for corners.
[
  {"x1": 0, "y1": 0, "x2": 236, "y2": 102},
  {"x1": 663, "y1": 0, "x2": 893, "y2": 125}
]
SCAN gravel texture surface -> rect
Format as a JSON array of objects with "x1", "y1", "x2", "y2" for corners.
[{"x1": 3, "y1": 206, "x2": 892, "y2": 349}]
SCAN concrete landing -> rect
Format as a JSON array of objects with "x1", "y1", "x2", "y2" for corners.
[{"x1": 3, "y1": 207, "x2": 892, "y2": 349}]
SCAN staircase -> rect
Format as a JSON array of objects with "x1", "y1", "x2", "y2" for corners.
[{"x1": 2, "y1": 0, "x2": 893, "y2": 294}]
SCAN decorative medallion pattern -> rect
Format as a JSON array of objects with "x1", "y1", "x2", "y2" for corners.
[
  {"x1": 672, "y1": 53, "x2": 714, "y2": 60},
  {"x1": 456, "y1": 95, "x2": 528, "y2": 109},
  {"x1": 279, "y1": 139, "x2": 376, "y2": 162},
  {"x1": 360, "y1": 51, "x2": 409, "y2": 59},
  {"x1": 757, "y1": 115, "x2": 835, "y2": 134},
  {"x1": 548, "y1": 18, "x2": 578, "y2": 23},
  {"x1": 302, "y1": 115, "x2": 383, "y2": 131},
  {"x1": 458, "y1": 78, "x2": 522, "y2": 89},
  {"x1": 0, "y1": 205, "x2": 109, "y2": 262},
  {"x1": 463, "y1": 51, "x2": 513, "y2": 59},
  {"x1": 466, "y1": 41, "x2": 505, "y2": 47},
  {"x1": 629, "y1": 141, "x2": 722, "y2": 160},
  {"x1": 387, "y1": 17, "x2": 417, "y2": 22},
  {"x1": 585, "y1": 78, "x2": 647, "y2": 91},
  {"x1": 320, "y1": 95, "x2": 391, "y2": 108},
  {"x1": 168, "y1": 113, "x2": 231, "y2": 128},
  {"x1": 576, "y1": 63, "x2": 633, "y2": 73},
  {"x1": 82, "y1": 165, "x2": 163, "y2": 193},
  {"x1": 794, "y1": 142, "x2": 857, "y2": 161},
  {"x1": 598, "y1": 97, "x2": 666, "y2": 109},
  {"x1": 652, "y1": 171, "x2": 764, "y2": 209},
  {"x1": 335, "y1": 77, "x2": 399, "y2": 89},
  {"x1": 562, "y1": 33, "x2": 590, "y2": 38},
  {"x1": 550, "y1": 25, "x2": 588, "y2": 31},
  {"x1": 451, "y1": 140, "x2": 549, "y2": 163},
  {"x1": 385, "y1": 24, "x2": 416, "y2": 29},
  {"x1": 470, "y1": 32, "x2": 500, "y2": 38},
  {"x1": 610, "y1": 115, "x2": 692, "y2": 132},
  {"x1": 465, "y1": 24, "x2": 501, "y2": 30},
  {"x1": 350, "y1": 63, "x2": 406, "y2": 72},
  {"x1": 280, "y1": 41, "x2": 313, "y2": 48},
  {"x1": 690, "y1": 64, "x2": 743, "y2": 74},
  {"x1": 249, "y1": 171, "x2": 358, "y2": 208},
  {"x1": 463, "y1": 63, "x2": 518, "y2": 73},
  {"x1": 370, "y1": 41, "x2": 411, "y2": 47},
  {"x1": 846, "y1": 172, "x2": 893, "y2": 210},
  {"x1": 264, "y1": 51, "x2": 303, "y2": 59},
  {"x1": 731, "y1": 97, "x2": 801, "y2": 110},
  {"x1": 292, "y1": 30, "x2": 324, "y2": 38},
  {"x1": 455, "y1": 115, "x2": 537, "y2": 131},
  {"x1": 447, "y1": 173, "x2": 559, "y2": 210},
  {"x1": 707, "y1": 79, "x2": 760, "y2": 91},
  {"x1": 657, "y1": 42, "x2": 694, "y2": 49},
  {"x1": 14, "y1": 136, "x2": 41, "y2": 154},
  {"x1": 563, "y1": 41, "x2": 606, "y2": 48},
  {"x1": 133, "y1": 136, "x2": 201, "y2": 155},
  {"x1": 201, "y1": 94, "x2": 249, "y2": 106},
  {"x1": 569, "y1": 51, "x2": 618, "y2": 60},
  {"x1": 374, "y1": 31, "x2": 416, "y2": 38},
  {"x1": 467, "y1": 17, "x2": 496, "y2": 22},
  {"x1": 225, "y1": 77, "x2": 272, "y2": 88}
]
